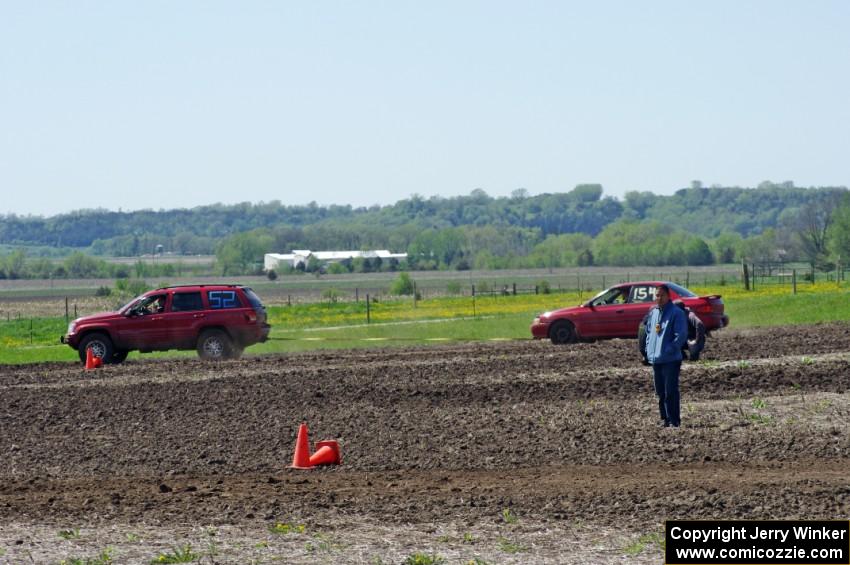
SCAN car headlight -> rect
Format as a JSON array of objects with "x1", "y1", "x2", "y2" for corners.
[{"x1": 67, "y1": 321, "x2": 76, "y2": 334}]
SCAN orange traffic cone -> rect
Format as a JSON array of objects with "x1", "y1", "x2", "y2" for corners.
[
  {"x1": 309, "y1": 440, "x2": 341, "y2": 466},
  {"x1": 85, "y1": 348, "x2": 96, "y2": 370},
  {"x1": 289, "y1": 423, "x2": 313, "y2": 469},
  {"x1": 93, "y1": 355, "x2": 103, "y2": 368}
]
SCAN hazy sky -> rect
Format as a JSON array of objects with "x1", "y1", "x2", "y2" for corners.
[{"x1": 2, "y1": 1, "x2": 848, "y2": 216}]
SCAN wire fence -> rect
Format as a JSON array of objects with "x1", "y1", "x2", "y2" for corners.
[{"x1": 1, "y1": 265, "x2": 847, "y2": 342}]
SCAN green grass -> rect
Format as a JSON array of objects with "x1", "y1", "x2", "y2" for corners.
[
  {"x1": 497, "y1": 537, "x2": 527, "y2": 554},
  {"x1": 268, "y1": 522, "x2": 306, "y2": 535},
  {"x1": 501, "y1": 508, "x2": 519, "y2": 524},
  {"x1": 623, "y1": 532, "x2": 665, "y2": 556},
  {"x1": 402, "y1": 554, "x2": 446, "y2": 565},
  {"x1": 717, "y1": 290, "x2": 850, "y2": 326},
  {"x1": 60, "y1": 548, "x2": 114, "y2": 565},
  {"x1": 0, "y1": 287, "x2": 101, "y2": 299},
  {"x1": 58, "y1": 528, "x2": 81, "y2": 540},
  {"x1": 150, "y1": 544, "x2": 199, "y2": 564},
  {"x1": 1, "y1": 285, "x2": 848, "y2": 364}
]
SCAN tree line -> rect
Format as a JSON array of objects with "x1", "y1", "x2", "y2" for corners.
[
  {"x1": 1, "y1": 182, "x2": 849, "y2": 278},
  {"x1": 3, "y1": 182, "x2": 842, "y2": 248}
]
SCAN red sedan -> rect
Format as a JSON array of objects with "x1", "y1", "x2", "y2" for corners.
[{"x1": 530, "y1": 281, "x2": 729, "y2": 344}]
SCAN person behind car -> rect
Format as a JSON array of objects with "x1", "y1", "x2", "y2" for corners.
[
  {"x1": 638, "y1": 297, "x2": 706, "y2": 365},
  {"x1": 673, "y1": 299, "x2": 706, "y2": 362},
  {"x1": 643, "y1": 284, "x2": 688, "y2": 428}
]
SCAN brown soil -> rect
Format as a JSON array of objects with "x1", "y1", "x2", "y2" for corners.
[{"x1": 1, "y1": 323, "x2": 849, "y2": 563}]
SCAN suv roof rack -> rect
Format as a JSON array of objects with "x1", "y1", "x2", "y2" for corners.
[{"x1": 154, "y1": 284, "x2": 243, "y2": 291}]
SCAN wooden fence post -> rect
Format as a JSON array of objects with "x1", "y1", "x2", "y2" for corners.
[
  {"x1": 366, "y1": 294, "x2": 371, "y2": 324},
  {"x1": 792, "y1": 269, "x2": 797, "y2": 295}
]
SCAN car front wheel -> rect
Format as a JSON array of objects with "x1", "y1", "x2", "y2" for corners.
[
  {"x1": 197, "y1": 329, "x2": 234, "y2": 360},
  {"x1": 79, "y1": 333, "x2": 115, "y2": 364},
  {"x1": 549, "y1": 321, "x2": 576, "y2": 345}
]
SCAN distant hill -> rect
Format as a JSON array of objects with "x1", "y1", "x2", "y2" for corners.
[{"x1": 0, "y1": 182, "x2": 845, "y2": 254}]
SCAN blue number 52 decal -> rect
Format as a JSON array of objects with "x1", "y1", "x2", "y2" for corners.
[{"x1": 208, "y1": 291, "x2": 237, "y2": 309}]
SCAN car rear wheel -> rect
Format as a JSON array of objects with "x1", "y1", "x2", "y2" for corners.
[
  {"x1": 78, "y1": 333, "x2": 115, "y2": 364},
  {"x1": 549, "y1": 321, "x2": 576, "y2": 344},
  {"x1": 197, "y1": 329, "x2": 234, "y2": 360}
]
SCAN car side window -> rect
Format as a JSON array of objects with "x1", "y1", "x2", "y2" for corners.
[
  {"x1": 591, "y1": 288, "x2": 626, "y2": 306},
  {"x1": 207, "y1": 290, "x2": 242, "y2": 309},
  {"x1": 629, "y1": 286, "x2": 656, "y2": 303},
  {"x1": 137, "y1": 294, "x2": 167, "y2": 315},
  {"x1": 171, "y1": 292, "x2": 204, "y2": 312}
]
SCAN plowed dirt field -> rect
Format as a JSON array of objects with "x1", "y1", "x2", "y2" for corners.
[{"x1": 2, "y1": 323, "x2": 850, "y2": 564}]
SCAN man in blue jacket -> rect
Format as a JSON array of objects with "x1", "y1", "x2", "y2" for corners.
[{"x1": 644, "y1": 284, "x2": 688, "y2": 428}]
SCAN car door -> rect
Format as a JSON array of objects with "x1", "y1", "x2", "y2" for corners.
[
  {"x1": 624, "y1": 284, "x2": 657, "y2": 336},
  {"x1": 604, "y1": 284, "x2": 640, "y2": 336},
  {"x1": 115, "y1": 293, "x2": 170, "y2": 350},
  {"x1": 165, "y1": 291, "x2": 206, "y2": 348},
  {"x1": 581, "y1": 287, "x2": 629, "y2": 338}
]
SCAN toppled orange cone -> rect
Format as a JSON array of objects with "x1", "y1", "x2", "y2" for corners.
[
  {"x1": 309, "y1": 440, "x2": 341, "y2": 466},
  {"x1": 85, "y1": 348, "x2": 97, "y2": 370},
  {"x1": 289, "y1": 423, "x2": 313, "y2": 469}
]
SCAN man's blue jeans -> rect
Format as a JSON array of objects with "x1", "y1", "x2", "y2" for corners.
[{"x1": 653, "y1": 361, "x2": 681, "y2": 427}]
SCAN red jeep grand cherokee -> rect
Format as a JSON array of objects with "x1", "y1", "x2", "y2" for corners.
[{"x1": 61, "y1": 284, "x2": 271, "y2": 363}]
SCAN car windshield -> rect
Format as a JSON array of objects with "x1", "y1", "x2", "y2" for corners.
[
  {"x1": 118, "y1": 296, "x2": 143, "y2": 314},
  {"x1": 586, "y1": 289, "x2": 608, "y2": 304}
]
